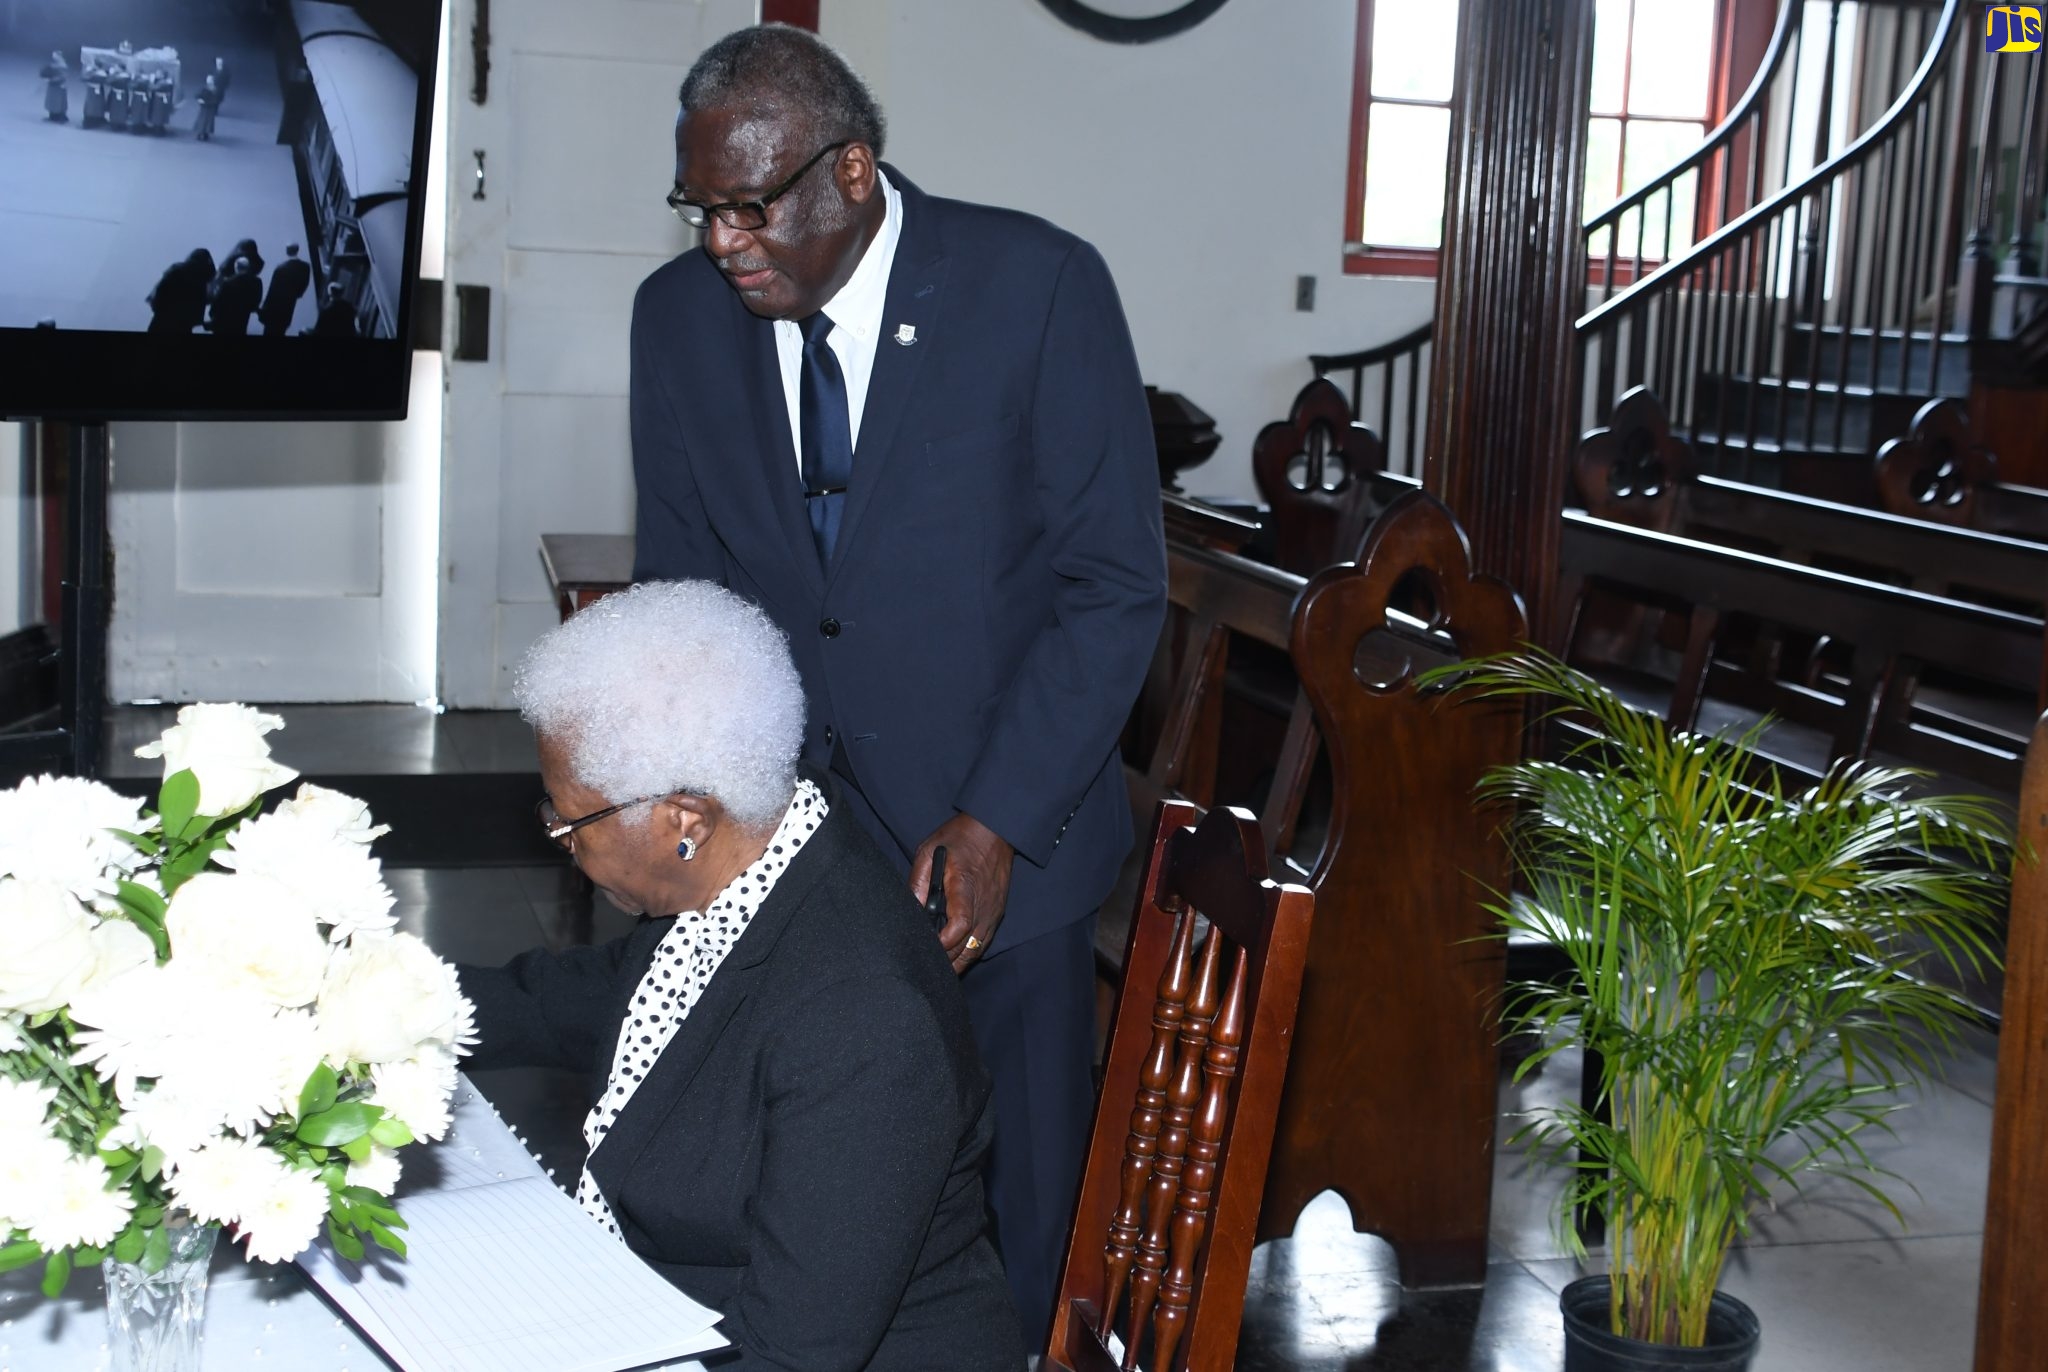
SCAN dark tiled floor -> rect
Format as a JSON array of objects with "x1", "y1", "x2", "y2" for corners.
[{"x1": 116, "y1": 705, "x2": 1999, "y2": 1371}]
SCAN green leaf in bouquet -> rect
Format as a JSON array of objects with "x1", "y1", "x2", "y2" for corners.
[
  {"x1": 113, "y1": 1227, "x2": 146, "y2": 1264},
  {"x1": 140, "y1": 1147, "x2": 166, "y2": 1184},
  {"x1": 131, "y1": 1205, "x2": 164, "y2": 1228},
  {"x1": 109, "y1": 828, "x2": 160, "y2": 857},
  {"x1": 74, "y1": 1244, "x2": 104, "y2": 1266},
  {"x1": 326, "y1": 1218, "x2": 365, "y2": 1263},
  {"x1": 365, "y1": 1222, "x2": 407, "y2": 1259},
  {"x1": 320, "y1": 1163, "x2": 346, "y2": 1191},
  {"x1": 39, "y1": 1249, "x2": 70, "y2": 1297},
  {"x1": 340, "y1": 1134, "x2": 374, "y2": 1163},
  {"x1": 141, "y1": 1224, "x2": 170, "y2": 1275},
  {"x1": 368, "y1": 1116, "x2": 414, "y2": 1149},
  {"x1": 26, "y1": 1009, "x2": 57, "y2": 1029},
  {"x1": 114, "y1": 880, "x2": 167, "y2": 921},
  {"x1": 297, "y1": 1102, "x2": 377, "y2": 1147},
  {"x1": 106, "y1": 1159, "x2": 141, "y2": 1188},
  {"x1": 157, "y1": 769, "x2": 200, "y2": 837},
  {"x1": 298, "y1": 1062, "x2": 339, "y2": 1120},
  {"x1": 0, "y1": 1239, "x2": 43, "y2": 1273},
  {"x1": 96, "y1": 1144, "x2": 136, "y2": 1167}
]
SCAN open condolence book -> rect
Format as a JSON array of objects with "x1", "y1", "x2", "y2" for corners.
[{"x1": 297, "y1": 1077, "x2": 728, "y2": 1372}]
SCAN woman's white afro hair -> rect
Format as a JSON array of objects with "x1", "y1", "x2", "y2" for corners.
[{"x1": 513, "y1": 580, "x2": 805, "y2": 828}]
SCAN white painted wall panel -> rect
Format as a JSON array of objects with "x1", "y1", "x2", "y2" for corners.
[
  {"x1": 495, "y1": 393, "x2": 635, "y2": 602},
  {"x1": 172, "y1": 422, "x2": 383, "y2": 598},
  {"x1": 506, "y1": 50, "x2": 702, "y2": 257},
  {"x1": 500, "y1": 247, "x2": 675, "y2": 396}
]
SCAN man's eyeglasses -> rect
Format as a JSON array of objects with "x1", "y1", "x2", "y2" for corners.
[
  {"x1": 667, "y1": 141, "x2": 849, "y2": 231},
  {"x1": 536, "y1": 794, "x2": 660, "y2": 847}
]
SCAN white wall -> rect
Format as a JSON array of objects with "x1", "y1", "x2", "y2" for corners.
[{"x1": 822, "y1": 0, "x2": 1434, "y2": 504}]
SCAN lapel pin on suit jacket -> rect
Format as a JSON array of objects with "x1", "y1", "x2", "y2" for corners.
[{"x1": 894, "y1": 323, "x2": 917, "y2": 346}]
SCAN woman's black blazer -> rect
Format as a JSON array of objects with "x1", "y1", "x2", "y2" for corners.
[{"x1": 461, "y1": 773, "x2": 1025, "y2": 1371}]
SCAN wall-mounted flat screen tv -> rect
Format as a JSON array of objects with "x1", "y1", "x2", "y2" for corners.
[{"x1": 0, "y1": 0, "x2": 440, "y2": 420}]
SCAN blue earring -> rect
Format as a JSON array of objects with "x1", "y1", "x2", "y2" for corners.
[{"x1": 677, "y1": 837, "x2": 698, "y2": 861}]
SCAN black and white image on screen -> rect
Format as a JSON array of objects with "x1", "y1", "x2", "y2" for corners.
[{"x1": 0, "y1": 0, "x2": 425, "y2": 341}]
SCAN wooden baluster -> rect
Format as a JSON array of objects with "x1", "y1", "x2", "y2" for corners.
[
  {"x1": 2007, "y1": 48, "x2": 2044, "y2": 277},
  {"x1": 1122, "y1": 924, "x2": 1222, "y2": 1370},
  {"x1": 1154, "y1": 946, "x2": 1249, "y2": 1372},
  {"x1": 1098, "y1": 908, "x2": 1196, "y2": 1344}
]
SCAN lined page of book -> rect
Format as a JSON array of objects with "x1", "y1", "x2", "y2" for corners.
[{"x1": 297, "y1": 1078, "x2": 728, "y2": 1372}]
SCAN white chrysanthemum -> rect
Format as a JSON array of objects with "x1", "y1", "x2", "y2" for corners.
[
  {"x1": 274, "y1": 783, "x2": 389, "y2": 846},
  {"x1": 73, "y1": 966, "x2": 304, "y2": 1148},
  {"x1": 0, "y1": 1077, "x2": 58, "y2": 1135},
  {"x1": 234, "y1": 1161, "x2": 327, "y2": 1265},
  {"x1": 346, "y1": 1144, "x2": 402, "y2": 1197},
  {"x1": 0, "y1": 776, "x2": 146, "y2": 901},
  {"x1": 21, "y1": 1153, "x2": 132, "y2": 1250},
  {"x1": 0, "y1": 1126, "x2": 69, "y2": 1238},
  {"x1": 165, "y1": 871, "x2": 329, "y2": 1008},
  {"x1": 133, "y1": 703, "x2": 297, "y2": 817},
  {"x1": 318, "y1": 934, "x2": 473, "y2": 1068},
  {"x1": 213, "y1": 809, "x2": 395, "y2": 943},
  {"x1": 368, "y1": 1048, "x2": 459, "y2": 1142},
  {"x1": 0, "y1": 878, "x2": 102, "y2": 1014},
  {"x1": 168, "y1": 1136, "x2": 277, "y2": 1227},
  {"x1": 0, "y1": 1015, "x2": 19, "y2": 1052}
]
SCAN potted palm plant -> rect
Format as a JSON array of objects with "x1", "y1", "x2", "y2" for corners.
[{"x1": 1430, "y1": 652, "x2": 2008, "y2": 1371}]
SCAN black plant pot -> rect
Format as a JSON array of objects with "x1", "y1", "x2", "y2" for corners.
[{"x1": 1560, "y1": 1276, "x2": 1762, "y2": 1372}]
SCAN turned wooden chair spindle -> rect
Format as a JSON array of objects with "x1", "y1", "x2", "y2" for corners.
[{"x1": 1049, "y1": 801, "x2": 1313, "y2": 1372}]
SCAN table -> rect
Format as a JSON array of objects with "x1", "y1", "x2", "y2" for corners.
[
  {"x1": 0, "y1": 1081, "x2": 712, "y2": 1372},
  {"x1": 538, "y1": 534, "x2": 633, "y2": 622}
]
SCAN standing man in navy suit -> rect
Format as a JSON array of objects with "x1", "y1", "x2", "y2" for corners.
[{"x1": 628, "y1": 24, "x2": 1164, "y2": 1345}]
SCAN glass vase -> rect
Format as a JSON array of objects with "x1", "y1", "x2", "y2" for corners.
[{"x1": 101, "y1": 1219, "x2": 220, "y2": 1372}]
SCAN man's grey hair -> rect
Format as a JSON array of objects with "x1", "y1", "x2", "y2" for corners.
[
  {"x1": 514, "y1": 581, "x2": 805, "y2": 829},
  {"x1": 678, "y1": 24, "x2": 886, "y2": 156}
]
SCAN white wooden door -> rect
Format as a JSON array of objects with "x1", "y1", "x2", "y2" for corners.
[{"x1": 436, "y1": 0, "x2": 755, "y2": 708}]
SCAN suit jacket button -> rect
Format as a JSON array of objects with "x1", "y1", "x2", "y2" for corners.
[
  {"x1": 824, "y1": 725, "x2": 836, "y2": 747},
  {"x1": 819, "y1": 617, "x2": 841, "y2": 638}
]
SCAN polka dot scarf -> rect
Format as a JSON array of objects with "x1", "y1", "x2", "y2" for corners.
[{"x1": 575, "y1": 778, "x2": 829, "y2": 1237}]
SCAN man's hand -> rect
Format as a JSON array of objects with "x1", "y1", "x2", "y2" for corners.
[{"x1": 910, "y1": 813, "x2": 1014, "y2": 974}]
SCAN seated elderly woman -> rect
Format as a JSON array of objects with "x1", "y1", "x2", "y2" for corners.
[{"x1": 460, "y1": 580, "x2": 1023, "y2": 1372}]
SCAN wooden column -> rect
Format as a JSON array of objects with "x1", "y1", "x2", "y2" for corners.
[
  {"x1": 1424, "y1": 0, "x2": 1595, "y2": 648},
  {"x1": 1975, "y1": 712, "x2": 2048, "y2": 1372}
]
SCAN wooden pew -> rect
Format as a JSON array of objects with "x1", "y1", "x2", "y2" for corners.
[
  {"x1": 1111, "y1": 488, "x2": 1527, "y2": 1288},
  {"x1": 1578, "y1": 387, "x2": 2048, "y2": 715},
  {"x1": 1250, "y1": 378, "x2": 1389, "y2": 576},
  {"x1": 1558, "y1": 510, "x2": 2041, "y2": 791},
  {"x1": 1875, "y1": 398, "x2": 2048, "y2": 543},
  {"x1": 1973, "y1": 713, "x2": 2048, "y2": 1372}
]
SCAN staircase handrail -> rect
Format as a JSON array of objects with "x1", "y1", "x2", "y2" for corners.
[
  {"x1": 1580, "y1": 0, "x2": 1803, "y2": 243},
  {"x1": 1310, "y1": 319, "x2": 1435, "y2": 375},
  {"x1": 1579, "y1": 0, "x2": 1965, "y2": 333}
]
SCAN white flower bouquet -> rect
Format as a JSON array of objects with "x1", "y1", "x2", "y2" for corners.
[{"x1": 0, "y1": 704, "x2": 473, "y2": 1297}]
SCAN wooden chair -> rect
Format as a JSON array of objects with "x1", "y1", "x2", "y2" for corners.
[
  {"x1": 1876, "y1": 399, "x2": 2048, "y2": 543},
  {"x1": 1973, "y1": 712, "x2": 2048, "y2": 1372},
  {"x1": 1049, "y1": 801, "x2": 1313, "y2": 1372},
  {"x1": 1251, "y1": 378, "x2": 1389, "y2": 576}
]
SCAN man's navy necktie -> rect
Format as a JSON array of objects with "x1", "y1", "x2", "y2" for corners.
[{"x1": 798, "y1": 311, "x2": 852, "y2": 566}]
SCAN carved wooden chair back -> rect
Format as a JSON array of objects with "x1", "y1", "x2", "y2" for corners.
[
  {"x1": 1251, "y1": 378, "x2": 1389, "y2": 576},
  {"x1": 1573, "y1": 386, "x2": 1692, "y2": 531},
  {"x1": 1050, "y1": 801, "x2": 1313, "y2": 1372}
]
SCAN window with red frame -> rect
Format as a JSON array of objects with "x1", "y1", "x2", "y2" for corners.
[{"x1": 1344, "y1": 0, "x2": 1746, "y2": 277}]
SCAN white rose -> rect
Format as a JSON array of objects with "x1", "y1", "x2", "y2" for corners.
[
  {"x1": 213, "y1": 809, "x2": 396, "y2": 943},
  {"x1": 318, "y1": 933, "x2": 472, "y2": 1067},
  {"x1": 134, "y1": 703, "x2": 297, "y2": 816},
  {"x1": 165, "y1": 872, "x2": 329, "y2": 1008},
  {"x1": 86, "y1": 916, "x2": 156, "y2": 990},
  {"x1": 0, "y1": 879, "x2": 102, "y2": 1014},
  {"x1": 234, "y1": 1161, "x2": 327, "y2": 1265},
  {"x1": 0, "y1": 776, "x2": 147, "y2": 901},
  {"x1": 274, "y1": 783, "x2": 389, "y2": 845}
]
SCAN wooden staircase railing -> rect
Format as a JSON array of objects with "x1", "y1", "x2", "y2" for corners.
[
  {"x1": 1576, "y1": 0, "x2": 1976, "y2": 499},
  {"x1": 1309, "y1": 320, "x2": 1433, "y2": 479}
]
